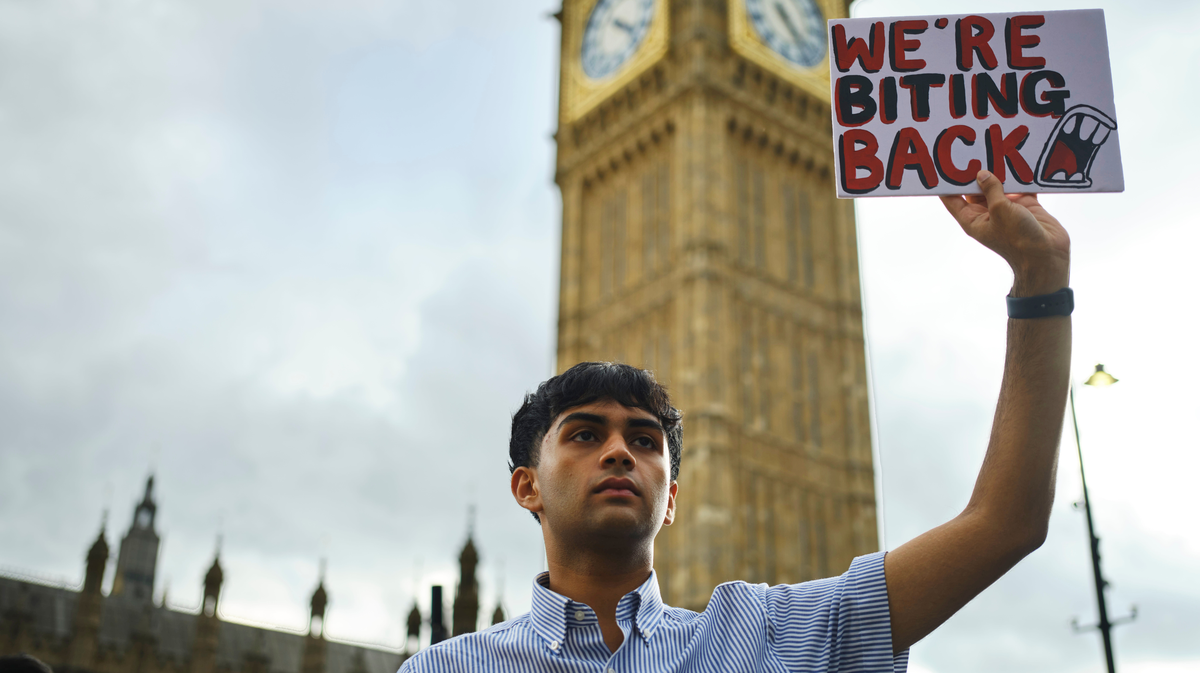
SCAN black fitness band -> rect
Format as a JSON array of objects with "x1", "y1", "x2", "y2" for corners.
[{"x1": 1007, "y1": 287, "x2": 1074, "y2": 319}]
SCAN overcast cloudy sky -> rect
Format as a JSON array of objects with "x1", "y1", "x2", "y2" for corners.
[{"x1": 0, "y1": 0, "x2": 1196, "y2": 672}]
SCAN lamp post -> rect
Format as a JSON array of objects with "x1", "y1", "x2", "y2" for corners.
[{"x1": 1068, "y1": 364, "x2": 1135, "y2": 673}]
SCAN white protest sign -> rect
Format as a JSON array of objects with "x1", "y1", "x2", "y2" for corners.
[{"x1": 828, "y1": 9, "x2": 1123, "y2": 198}]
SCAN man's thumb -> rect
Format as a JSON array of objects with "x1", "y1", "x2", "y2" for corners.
[{"x1": 976, "y1": 169, "x2": 1006, "y2": 207}]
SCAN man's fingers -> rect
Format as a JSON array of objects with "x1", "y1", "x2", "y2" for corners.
[
  {"x1": 939, "y1": 194, "x2": 983, "y2": 237},
  {"x1": 939, "y1": 194, "x2": 969, "y2": 221}
]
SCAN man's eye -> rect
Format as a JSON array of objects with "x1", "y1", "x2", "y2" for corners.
[
  {"x1": 633, "y1": 436, "x2": 657, "y2": 449},
  {"x1": 574, "y1": 430, "x2": 597, "y2": 442}
]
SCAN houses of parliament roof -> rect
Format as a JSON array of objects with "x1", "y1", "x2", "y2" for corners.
[{"x1": 0, "y1": 477, "x2": 496, "y2": 673}]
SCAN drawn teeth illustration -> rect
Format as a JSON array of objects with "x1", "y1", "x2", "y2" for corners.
[
  {"x1": 1078, "y1": 117, "x2": 1098, "y2": 140},
  {"x1": 1035, "y1": 105, "x2": 1118, "y2": 189}
]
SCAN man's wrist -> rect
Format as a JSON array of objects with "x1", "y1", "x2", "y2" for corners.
[{"x1": 1011, "y1": 262, "x2": 1070, "y2": 298}]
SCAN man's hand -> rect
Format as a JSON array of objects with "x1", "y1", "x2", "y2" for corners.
[
  {"x1": 939, "y1": 170, "x2": 1071, "y2": 296},
  {"x1": 883, "y1": 171, "x2": 1072, "y2": 654}
]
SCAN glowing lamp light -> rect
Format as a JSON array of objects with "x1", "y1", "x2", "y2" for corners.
[{"x1": 1084, "y1": 364, "x2": 1118, "y2": 387}]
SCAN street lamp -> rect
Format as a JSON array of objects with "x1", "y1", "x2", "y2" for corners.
[
  {"x1": 1084, "y1": 364, "x2": 1118, "y2": 387},
  {"x1": 1068, "y1": 363, "x2": 1136, "y2": 673}
]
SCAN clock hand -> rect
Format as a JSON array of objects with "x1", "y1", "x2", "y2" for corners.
[
  {"x1": 613, "y1": 18, "x2": 636, "y2": 35},
  {"x1": 774, "y1": 2, "x2": 806, "y2": 46}
]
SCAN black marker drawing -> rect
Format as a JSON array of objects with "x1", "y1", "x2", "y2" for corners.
[{"x1": 1034, "y1": 104, "x2": 1117, "y2": 188}]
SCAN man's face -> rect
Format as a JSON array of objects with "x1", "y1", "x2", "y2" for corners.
[{"x1": 511, "y1": 399, "x2": 677, "y2": 546}]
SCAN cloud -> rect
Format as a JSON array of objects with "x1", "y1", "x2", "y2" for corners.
[{"x1": 0, "y1": 0, "x2": 560, "y2": 647}]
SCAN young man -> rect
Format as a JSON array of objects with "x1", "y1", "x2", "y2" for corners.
[{"x1": 399, "y1": 170, "x2": 1072, "y2": 672}]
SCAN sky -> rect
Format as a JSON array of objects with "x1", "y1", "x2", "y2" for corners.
[{"x1": 0, "y1": 0, "x2": 1196, "y2": 672}]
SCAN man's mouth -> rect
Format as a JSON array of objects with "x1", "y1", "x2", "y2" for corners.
[
  {"x1": 1034, "y1": 104, "x2": 1117, "y2": 188},
  {"x1": 594, "y1": 477, "x2": 640, "y2": 497}
]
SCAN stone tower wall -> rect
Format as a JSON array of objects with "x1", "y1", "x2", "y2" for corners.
[{"x1": 554, "y1": 0, "x2": 878, "y2": 610}]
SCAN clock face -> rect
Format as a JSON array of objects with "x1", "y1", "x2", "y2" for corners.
[
  {"x1": 745, "y1": 0, "x2": 827, "y2": 69},
  {"x1": 581, "y1": 0, "x2": 656, "y2": 80}
]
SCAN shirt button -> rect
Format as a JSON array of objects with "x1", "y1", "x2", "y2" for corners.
[
  {"x1": 574, "y1": 610, "x2": 585, "y2": 620},
  {"x1": 607, "y1": 668, "x2": 616, "y2": 673},
  {"x1": 549, "y1": 640, "x2": 559, "y2": 651}
]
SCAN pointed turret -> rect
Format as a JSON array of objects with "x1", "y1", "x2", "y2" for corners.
[
  {"x1": 452, "y1": 513, "x2": 480, "y2": 636},
  {"x1": 202, "y1": 552, "x2": 223, "y2": 617},
  {"x1": 405, "y1": 602, "x2": 422, "y2": 654},
  {"x1": 309, "y1": 577, "x2": 328, "y2": 638},
  {"x1": 190, "y1": 543, "x2": 223, "y2": 673},
  {"x1": 301, "y1": 562, "x2": 329, "y2": 673},
  {"x1": 83, "y1": 520, "x2": 109, "y2": 595},
  {"x1": 69, "y1": 516, "x2": 109, "y2": 669}
]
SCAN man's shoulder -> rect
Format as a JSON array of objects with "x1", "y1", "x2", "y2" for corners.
[
  {"x1": 398, "y1": 615, "x2": 528, "y2": 673},
  {"x1": 706, "y1": 579, "x2": 772, "y2": 606},
  {"x1": 693, "y1": 565, "x2": 866, "y2": 623}
]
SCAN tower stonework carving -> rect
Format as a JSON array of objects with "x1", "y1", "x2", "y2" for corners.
[{"x1": 553, "y1": 0, "x2": 879, "y2": 610}]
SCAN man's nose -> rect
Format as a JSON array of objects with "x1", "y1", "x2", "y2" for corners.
[{"x1": 600, "y1": 437, "x2": 636, "y2": 469}]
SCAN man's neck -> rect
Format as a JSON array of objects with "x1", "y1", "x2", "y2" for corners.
[{"x1": 543, "y1": 534, "x2": 654, "y2": 653}]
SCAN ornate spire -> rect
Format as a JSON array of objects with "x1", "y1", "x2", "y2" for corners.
[
  {"x1": 458, "y1": 537, "x2": 478, "y2": 576},
  {"x1": 134, "y1": 475, "x2": 157, "y2": 530},
  {"x1": 452, "y1": 515, "x2": 479, "y2": 637},
  {"x1": 309, "y1": 560, "x2": 328, "y2": 638},
  {"x1": 202, "y1": 542, "x2": 223, "y2": 618},
  {"x1": 83, "y1": 515, "x2": 109, "y2": 595},
  {"x1": 406, "y1": 602, "x2": 422, "y2": 641},
  {"x1": 112, "y1": 474, "x2": 161, "y2": 601},
  {"x1": 461, "y1": 505, "x2": 478, "y2": 573},
  {"x1": 301, "y1": 561, "x2": 330, "y2": 673}
]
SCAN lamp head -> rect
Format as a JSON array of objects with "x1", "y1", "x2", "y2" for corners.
[{"x1": 1084, "y1": 364, "x2": 1118, "y2": 387}]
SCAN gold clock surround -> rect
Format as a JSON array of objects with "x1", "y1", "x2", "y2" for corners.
[
  {"x1": 560, "y1": 0, "x2": 669, "y2": 123},
  {"x1": 728, "y1": 0, "x2": 842, "y2": 101}
]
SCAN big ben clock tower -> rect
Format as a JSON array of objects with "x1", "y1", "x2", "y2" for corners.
[{"x1": 553, "y1": 0, "x2": 879, "y2": 610}]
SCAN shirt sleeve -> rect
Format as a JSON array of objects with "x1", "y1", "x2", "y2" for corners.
[{"x1": 763, "y1": 551, "x2": 909, "y2": 673}]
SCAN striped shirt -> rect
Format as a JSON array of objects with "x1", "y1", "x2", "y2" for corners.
[{"x1": 399, "y1": 551, "x2": 908, "y2": 673}]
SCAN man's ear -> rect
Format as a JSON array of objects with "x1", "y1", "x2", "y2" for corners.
[
  {"x1": 511, "y1": 466, "x2": 543, "y2": 517},
  {"x1": 662, "y1": 481, "x2": 678, "y2": 526}
]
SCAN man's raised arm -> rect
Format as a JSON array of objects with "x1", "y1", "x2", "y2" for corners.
[{"x1": 883, "y1": 170, "x2": 1073, "y2": 654}]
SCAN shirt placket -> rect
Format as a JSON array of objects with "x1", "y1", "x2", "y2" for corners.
[
  {"x1": 563, "y1": 601, "x2": 613, "y2": 671},
  {"x1": 600, "y1": 617, "x2": 634, "y2": 673},
  {"x1": 543, "y1": 611, "x2": 642, "y2": 673},
  {"x1": 598, "y1": 592, "x2": 642, "y2": 673}
]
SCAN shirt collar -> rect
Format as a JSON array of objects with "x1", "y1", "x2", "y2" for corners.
[{"x1": 529, "y1": 569, "x2": 666, "y2": 648}]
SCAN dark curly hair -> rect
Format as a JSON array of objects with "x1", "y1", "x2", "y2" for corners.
[{"x1": 509, "y1": 362, "x2": 683, "y2": 520}]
